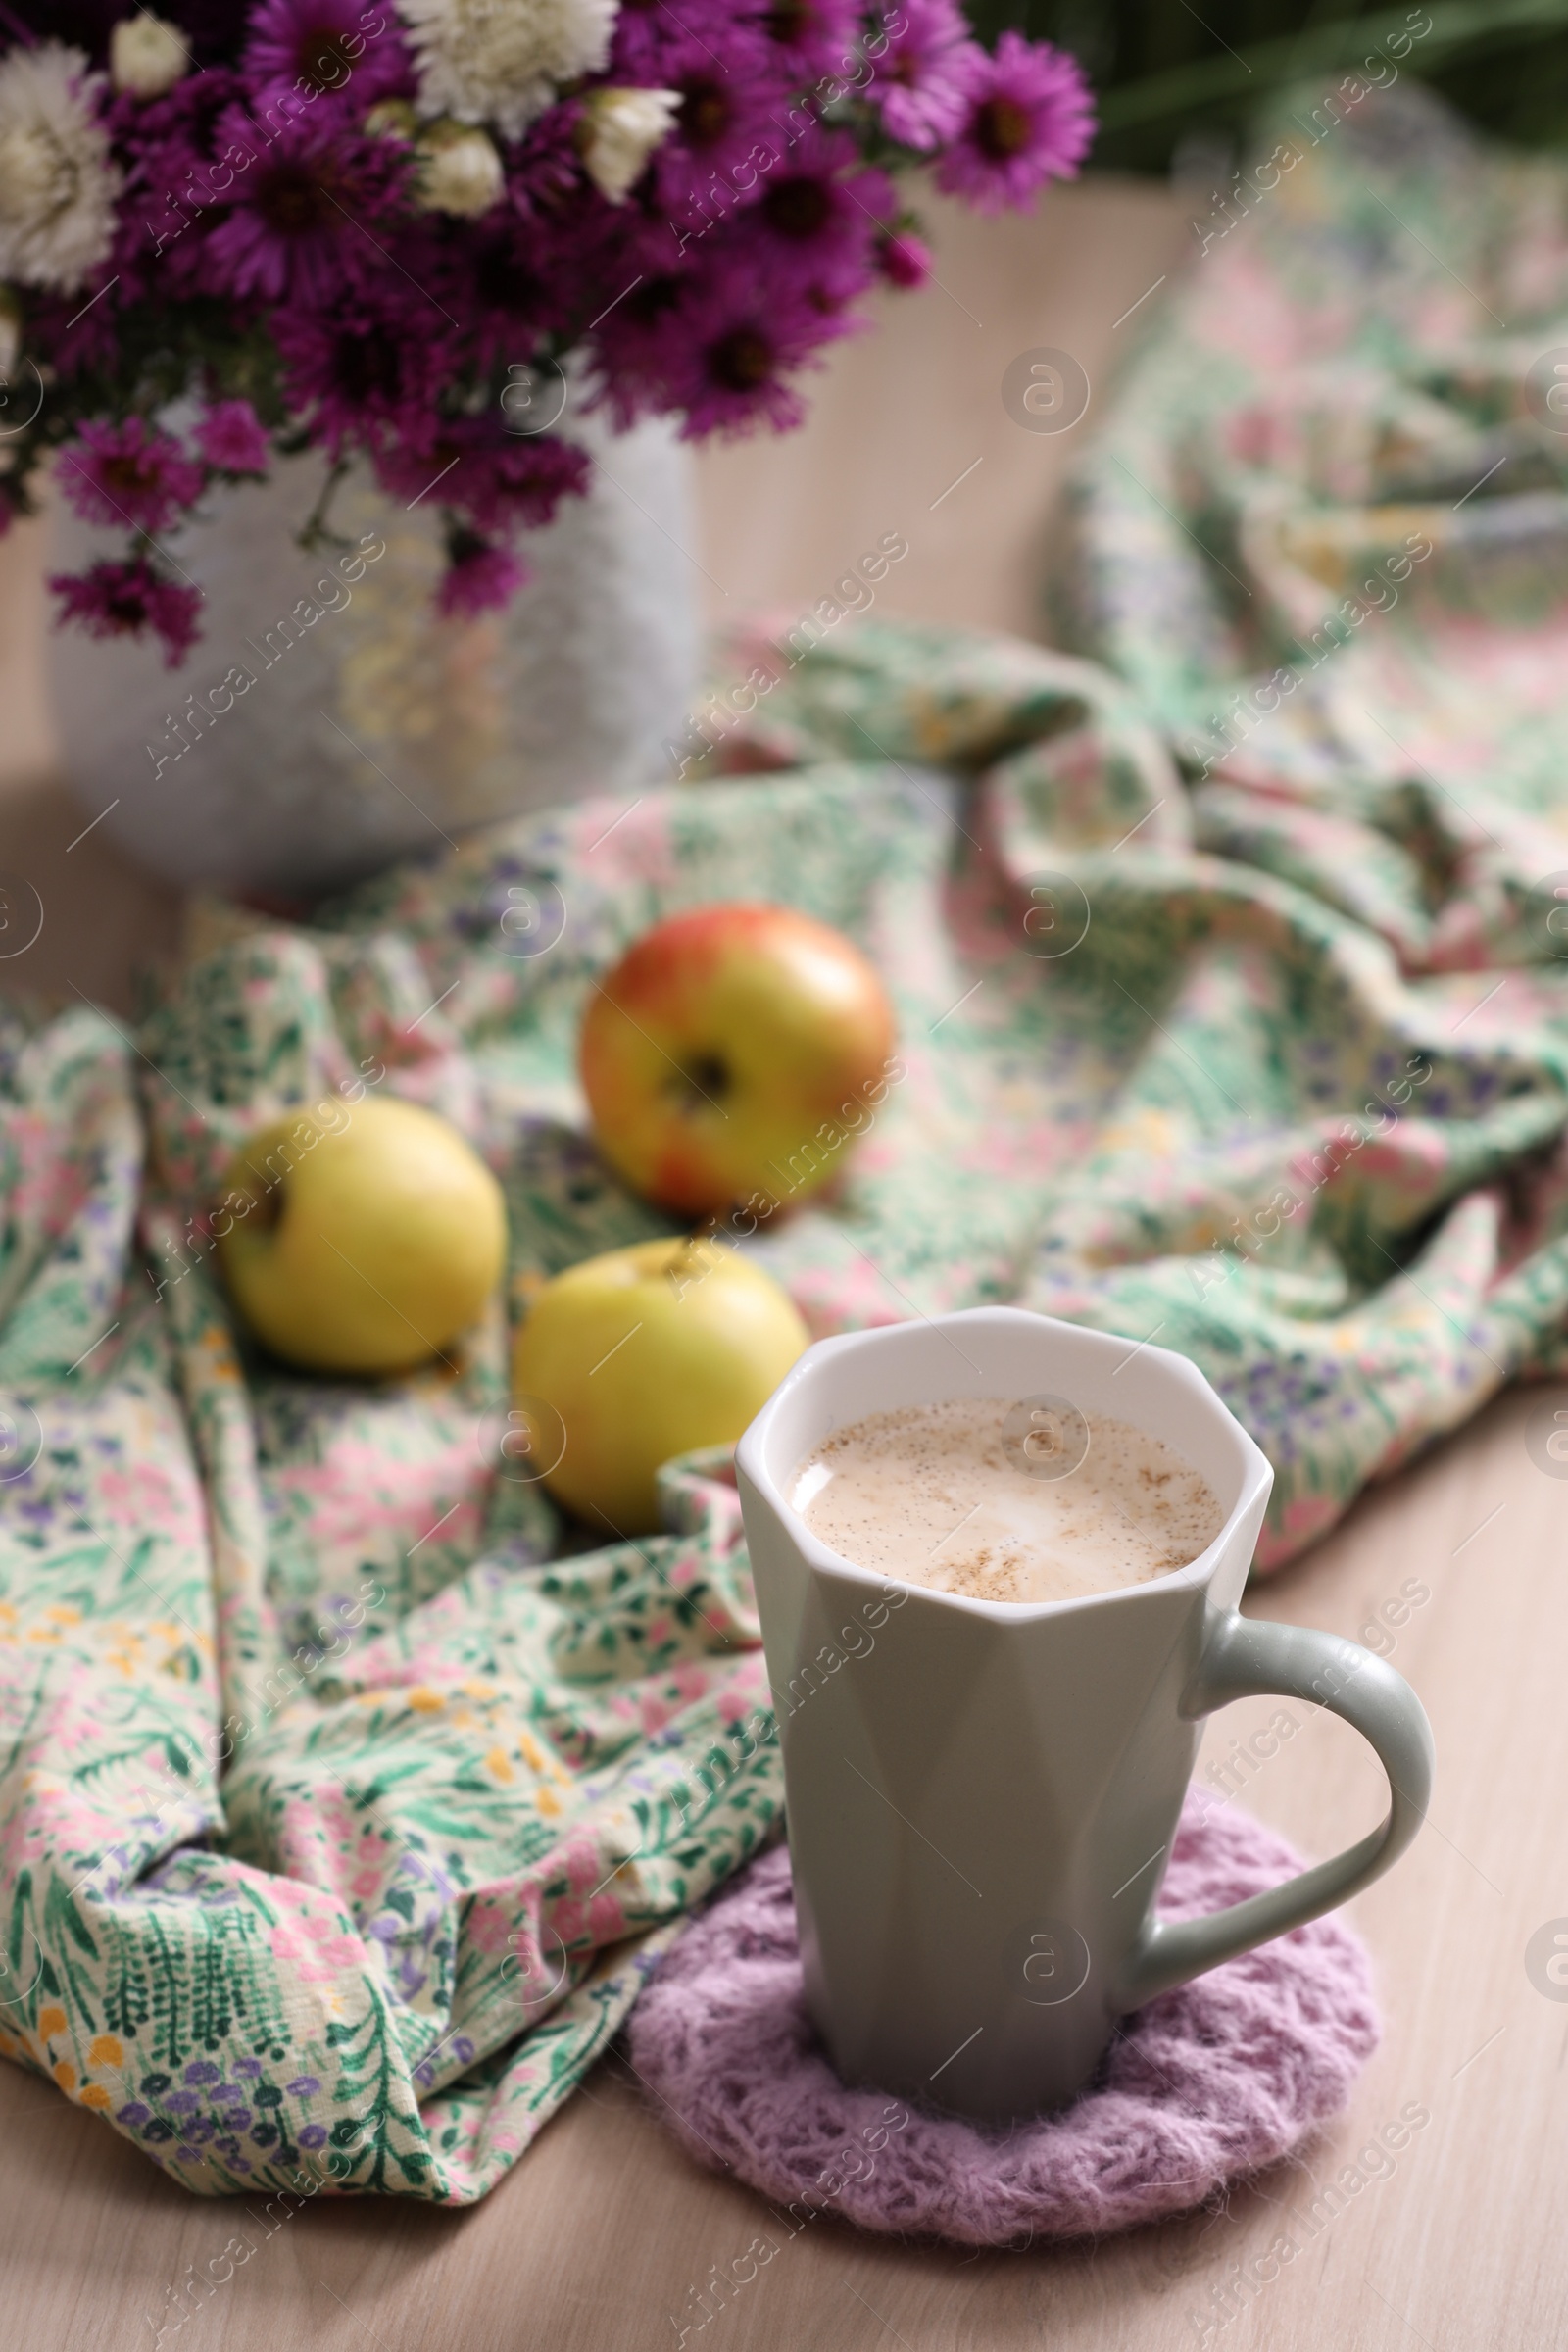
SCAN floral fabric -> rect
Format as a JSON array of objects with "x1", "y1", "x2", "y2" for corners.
[{"x1": 7, "y1": 81, "x2": 1568, "y2": 2203}]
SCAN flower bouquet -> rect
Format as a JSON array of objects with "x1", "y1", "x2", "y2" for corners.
[{"x1": 0, "y1": 0, "x2": 1092, "y2": 667}]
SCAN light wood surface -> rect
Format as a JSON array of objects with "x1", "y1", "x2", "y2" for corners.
[{"x1": 4, "y1": 176, "x2": 1557, "y2": 2352}]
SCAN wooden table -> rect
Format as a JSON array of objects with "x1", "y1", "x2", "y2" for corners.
[{"x1": 4, "y1": 180, "x2": 1559, "y2": 2351}]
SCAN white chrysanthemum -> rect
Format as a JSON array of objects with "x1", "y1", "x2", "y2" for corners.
[
  {"x1": 396, "y1": 0, "x2": 618, "y2": 140},
  {"x1": 416, "y1": 122, "x2": 505, "y2": 216},
  {"x1": 580, "y1": 87, "x2": 677, "y2": 204},
  {"x1": 111, "y1": 15, "x2": 191, "y2": 101},
  {"x1": 0, "y1": 44, "x2": 121, "y2": 295}
]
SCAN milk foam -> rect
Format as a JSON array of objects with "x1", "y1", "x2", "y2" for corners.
[{"x1": 791, "y1": 1398, "x2": 1224, "y2": 1604}]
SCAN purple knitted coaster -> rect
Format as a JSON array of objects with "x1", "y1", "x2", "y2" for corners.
[{"x1": 627, "y1": 1793, "x2": 1379, "y2": 2243}]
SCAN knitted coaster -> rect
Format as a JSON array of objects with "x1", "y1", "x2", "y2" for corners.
[{"x1": 627, "y1": 1793, "x2": 1379, "y2": 2244}]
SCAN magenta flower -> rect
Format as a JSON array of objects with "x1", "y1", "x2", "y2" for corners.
[
  {"x1": 460, "y1": 231, "x2": 577, "y2": 371},
  {"x1": 503, "y1": 95, "x2": 593, "y2": 227},
  {"x1": 95, "y1": 69, "x2": 251, "y2": 317},
  {"x1": 606, "y1": 0, "x2": 692, "y2": 82},
  {"x1": 375, "y1": 418, "x2": 590, "y2": 537},
  {"x1": 755, "y1": 0, "x2": 861, "y2": 85},
  {"x1": 245, "y1": 0, "x2": 407, "y2": 111},
  {"x1": 871, "y1": 0, "x2": 975, "y2": 152},
  {"x1": 195, "y1": 106, "x2": 410, "y2": 306},
  {"x1": 677, "y1": 254, "x2": 858, "y2": 438},
  {"x1": 746, "y1": 122, "x2": 893, "y2": 298},
  {"x1": 437, "y1": 532, "x2": 527, "y2": 620},
  {"x1": 936, "y1": 34, "x2": 1095, "y2": 214},
  {"x1": 684, "y1": 313, "x2": 809, "y2": 438},
  {"x1": 877, "y1": 227, "x2": 933, "y2": 289},
  {"x1": 644, "y1": 23, "x2": 782, "y2": 229},
  {"x1": 272, "y1": 297, "x2": 462, "y2": 458},
  {"x1": 59, "y1": 416, "x2": 205, "y2": 534},
  {"x1": 195, "y1": 398, "x2": 271, "y2": 473},
  {"x1": 50, "y1": 560, "x2": 203, "y2": 668}
]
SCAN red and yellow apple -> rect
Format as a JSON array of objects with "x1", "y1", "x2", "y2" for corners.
[
  {"x1": 512, "y1": 1236, "x2": 808, "y2": 1532},
  {"x1": 216, "y1": 1096, "x2": 506, "y2": 1375},
  {"x1": 579, "y1": 903, "x2": 898, "y2": 1218}
]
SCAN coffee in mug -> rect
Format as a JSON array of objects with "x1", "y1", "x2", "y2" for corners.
[{"x1": 790, "y1": 1397, "x2": 1225, "y2": 1605}]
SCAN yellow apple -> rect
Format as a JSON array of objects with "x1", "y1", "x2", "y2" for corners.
[
  {"x1": 513, "y1": 1236, "x2": 808, "y2": 1532},
  {"x1": 216, "y1": 1096, "x2": 506, "y2": 1375},
  {"x1": 579, "y1": 903, "x2": 899, "y2": 1218}
]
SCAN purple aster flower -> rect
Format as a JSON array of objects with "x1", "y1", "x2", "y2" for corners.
[
  {"x1": 194, "y1": 398, "x2": 270, "y2": 473},
  {"x1": 877, "y1": 225, "x2": 933, "y2": 288},
  {"x1": 460, "y1": 226, "x2": 575, "y2": 369},
  {"x1": 59, "y1": 416, "x2": 205, "y2": 534},
  {"x1": 194, "y1": 104, "x2": 411, "y2": 306},
  {"x1": 582, "y1": 263, "x2": 690, "y2": 429},
  {"x1": 375, "y1": 419, "x2": 589, "y2": 538},
  {"x1": 504, "y1": 94, "x2": 592, "y2": 226},
  {"x1": 116, "y1": 2102, "x2": 152, "y2": 2127},
  {"x1": 271, "y1": 297, "x2": 461, "y2": 458},
  {"x1": 593, "y1": 199, "x2": 870, "y2": 438},
  {"x1": 299, "y1": 2123, "x2": 329, "y2": 2149},
  {"x1": 683, "y1": 252, "x2": 856, "y2": 438},
  {"x1": 935, "y1": 33, "x2": 1095, "y2": 215},
  {"x1": 871, "y1": 0, "x2": 974, "y2": 151},
  {"x1": 183, "y1": 2060, "x2": 221, "y2": 2086},
  {"x1": 244, "y1": 0, "x2": 406, "y2": 112},
  {"x1": 233, "y1": 2057, "x2": 263, "y2": 2078},
  {"x1": 744, "y1": 123, "x2": 893, "y2": 299},
  {"x1": 645, "y1": 23, "x2": 782, "y2": 227},
  {"x1": 284, "y1": 2076, "x2": 320, "y2": 2097},
  {"x1": 49, "y1": 560, "x2": 203, "y2": 667},
  {"x1": 753, "y1": 0, "x2": 860, "y2": 85},
  {"x1": 437, "y1": 532, "x2": 527, "y2": 619},
  {"x1": 58, "y1": 70, "x2": 251, "y2": 339},
  {"x1": 606, "y1": 0, "x2": 688, "y2": 81}
]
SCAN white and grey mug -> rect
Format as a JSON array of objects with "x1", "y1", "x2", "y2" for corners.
[{"x1": 735, "y1": 1306, "x2": 1434, "y2": 2126}]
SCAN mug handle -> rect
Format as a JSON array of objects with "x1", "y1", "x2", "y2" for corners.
[{"x1": 1114, "y1": 1610, "x2": 1435, "y2": 2011}]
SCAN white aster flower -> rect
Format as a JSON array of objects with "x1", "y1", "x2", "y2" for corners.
[
  {"x1": 396, "y1": 0, "x2": 618, "y2": 141},
  {"x1": 365, "y1": 98, "x2": 418, "y2": 140},
  {"x1": 579, "y1": 86, "x2": 677, "y2": 204},
  {"x1": 110, "y1": 14, "x2": 190, "y2": 100},
  {"x1": 416, "y1": 121, "x2": 505, "y2": 216},
  {"x1": 0, "y1": 44, "x2": 121, "y2": 295}
]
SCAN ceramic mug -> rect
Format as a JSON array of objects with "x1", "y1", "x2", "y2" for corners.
[{"x1": 735, "y1": 1306, "x2": 1434, "y2": 2125}]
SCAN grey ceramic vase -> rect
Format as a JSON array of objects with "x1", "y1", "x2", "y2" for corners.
[{"x1": 47, "y1": 401, "x2": 698, "y2": 898}]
